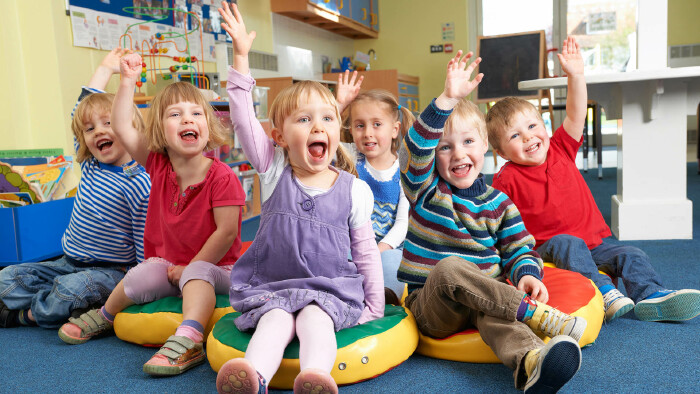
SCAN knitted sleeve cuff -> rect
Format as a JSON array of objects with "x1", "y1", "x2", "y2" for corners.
[{"x1": 514, "y1": 263, "x2": 543, "y2": 286}]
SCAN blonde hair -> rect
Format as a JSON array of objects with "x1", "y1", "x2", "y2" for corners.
[
  {"x1": 485, "y1": 97, "x2": 542, "y2": 151},
  {"x1": 269, "y1": 81, "x2": 357, "y2": 176},
  {"x1": 344, "y1": 89, "x2": 416, "y2": 155},
  {"x1": 444, "y1": 99, "x2": 488, "y2": 144},
  {"x1": 146, "y1": 82, "x2": 229, "y2": 154},
  {"x1": 71, "y1": 93, "x2": 145, "y2": 163}
]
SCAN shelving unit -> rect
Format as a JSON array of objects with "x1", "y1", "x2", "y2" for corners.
[{"x1": 271, "y1": 0, "x2": 379, "y2": 39}]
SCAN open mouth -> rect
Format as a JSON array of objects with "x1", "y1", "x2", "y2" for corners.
[
  {"x1": 526, "y1": 143, "x2": 540, "y2": 154},
  {"x1": 363, "y1": 142, "x2": 377, "y2": 149},
  {"x1": 96, "y1": 138, "x2": 113, "y2": 152},
  {"x1": 180, "y1": 130, "x2": 199, "y2": 142},
  {"x1": 451, "y1": 163, "x2": 472, "y2": 177},
  {"x1": 308, "y1": 141, "x2": 328, "y2": 162}
]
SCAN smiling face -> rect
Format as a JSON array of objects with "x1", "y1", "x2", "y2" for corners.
[
  {"x1": 436, "y1": 118, "x2": 489, "y2": 190},
  {"x1": 82, "y1": 110, "x2": 132, "y2": 166},
  {"x1": 495, "y1": 110, "x2": 550, "y2": 166},
  {"x1": 162, "y1": 101, "x2": 210, "y2": 159},
  {"x1": 272, "y1": 90, "x2": 340, "y2": 177},
  {"x1": 350, "y1": 100, "x2": 400, "y2": 168}
]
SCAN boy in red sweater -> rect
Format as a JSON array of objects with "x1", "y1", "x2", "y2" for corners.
[{"x1": 487, "y1": 37, "x2": 700, "y2": 323}]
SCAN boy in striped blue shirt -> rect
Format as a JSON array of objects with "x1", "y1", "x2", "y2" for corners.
[
  {"x1": 399, "y1": 51, "x2": 586, "y2": 392},
  {"x1": 0, "y1": 48, "x2": 151, "y2": 329}
]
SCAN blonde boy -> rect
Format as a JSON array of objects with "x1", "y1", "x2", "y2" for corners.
[
  {"x1": 488, "y1": 37, "x2": 700, "y2": 323},
  {"x1": 399, "y1": 50, "x2": 586, "y2": 392}
]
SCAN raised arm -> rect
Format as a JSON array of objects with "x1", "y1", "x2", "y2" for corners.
[
  {"x1": 218, "y1": 1, "x2": 256, "y2": 75},
  {"x1": 87, "y1": 47, "x2": 130, "y2": 91},
  {"x1": 112, "y1": 53, "x2": 149, "y2": 166},
  {"x1": 435, "y1": 50, "x2": 483, "y2": 111},
  {"x1": 336, "y1": 70, "x2": 364, "y2": 114},
  {"x1": 558, "y1": 36, "x2": 587, "y2": 141}
]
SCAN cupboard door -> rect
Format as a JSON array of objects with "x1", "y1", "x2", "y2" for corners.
[
  {"x1": 370, "y1": 0, "x2": 379, "y2": 31},
  {"x1": 337, "y1": 0, "x2": 351, "y2": 18},
  {"x1": 313, "y1": 0, "x2": 339, "y2": 13},
  {"x1": 351, "y1": 0, "x2": 371, "y2": 28}
]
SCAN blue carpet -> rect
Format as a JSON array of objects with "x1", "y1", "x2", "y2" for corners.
[{"x1": 1, "y1": 165, "x2": 698, "y2": 393}]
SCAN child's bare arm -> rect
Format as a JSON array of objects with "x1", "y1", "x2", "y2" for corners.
[
  {"x1": 559, "y1": 36, "x2": 587, "y2": 141},
  {"x1": 112, "y1": 53, "x2": 149, "y2": 165},
  {"x1": 87, "y1": 47, "x2": 130, "y2": 91},
  {"x1": 189, "y1": 205, "x2": 240, "y2": 264},
  {"x1": 219, "y1": 1, "x2": 256, "y2": 75},
  {"x1": 336, "y1": 70, "x2": 364, "y2": 114},
  {"x1": 435, "y1": 50, "x2": 483, "y2": 110}
]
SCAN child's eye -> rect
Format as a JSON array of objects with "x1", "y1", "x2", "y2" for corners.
[
  {"x1": 323, "y1": 115, "x2": 333, "y2": 122},
  {"x1": 509, "y1": 133, "x2": 519, "y2": 140},
  {"x1": 438, "y1": 145, "x2": 450, "y2": 151},
  {"x1": 373, "y1": 122, "x2": 382, "y2": 128},
  {"x1": 298, "y1": 116, "x2": 310, "y2": 123},
  {"x1": 528, "y1": 124, "x2": 536, "y2": 129},
  {"x1": 170, "y1": 112, "x2": 180, "y2": 117},
  {"x1": 85, "y1": 126, "x2": 94, "y2": 133},
  {"x1": 193, "y1": 111, "x2": 203, "y2": 116},
  {"x1": 464, "y1": 138, "x2": 474, "y2": 145},
  {"x1": 105, "y1": 121, "x2": 111, "y2": 126},
  {"x1": 354, "y1": 123, "x2": 365, "y2": 129}
]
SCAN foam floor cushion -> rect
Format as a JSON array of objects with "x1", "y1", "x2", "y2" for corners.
[
  {"x1": 415, "y1": 264, "x2": 604, "y2": 363},
  {"x1": 207, "y1": 304, "x2": 419, "y2": 389},
  {"x1": 114, "y1": 294, "x2": 234, "y2": 346}
]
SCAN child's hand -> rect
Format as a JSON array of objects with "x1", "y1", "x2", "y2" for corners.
[
  {"x1": 119, "y1": 53, "x2": 143, "y2": 82},
  {"x1": 100, "y1": 47, "x2": 131, "y2": 75},
  {"x1": 218, "y1": 1, "x2": 256, "y2": 59},
  {"x1": 336, "y1": 70, "x2": 364, "y2": 113},
  {"x1": 444, "y1": 50, "x2": 483, "y2": 99},
  {"x1": 517, "y1": 275, "x2": 549, "y2": 303},
  {"x1": 557, "y1": 36, "x2": 584, "y2": 77},
  {"x1": 167, "y1": 265, "x2": 186, "y2": 287}
]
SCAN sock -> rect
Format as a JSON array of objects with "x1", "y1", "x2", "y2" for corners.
[
  {"x1": 18, "y1": 310, "x2": 36, "y2": 326},
  {"x1": 599, "y1": 284, "x2": 615, "y2": 295},
  {"x1": 517, "y1": 295, "x2": 538, "y2": 322},
  {"x1": 99, "y1": 306, "x2": 115, "y2": 324},
  {"x1": 174, "y1": 319, "x2": 204, "y2": 343}
]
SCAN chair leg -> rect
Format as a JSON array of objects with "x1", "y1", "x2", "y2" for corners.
[
  {"x1": 582, "y1": 109, "x2": 589, "y2": 172},
  {"x1": 595, "y1": 103, "x2": 603, "y2": 179}
]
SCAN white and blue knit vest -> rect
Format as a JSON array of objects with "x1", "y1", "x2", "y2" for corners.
[{"x1": 356, "y1": 154, "x2": 401, "y2": 243}]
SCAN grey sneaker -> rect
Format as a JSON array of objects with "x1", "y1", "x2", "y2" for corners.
[
  {"x1": 524, "y1": 335, "x2": 582, "y2": 393},
  {"x1": 635, "y1": 289, "x2": 700, "y2": 322},
  {"x1": 58, "y1": 308, "x2": 113, "y2": 345},
  {"x1": 603, "y1": 289, "x2": 635, "y2": 322},
  {"x1": 527, "y1": 304, "x2": 587, "y2": 343}
]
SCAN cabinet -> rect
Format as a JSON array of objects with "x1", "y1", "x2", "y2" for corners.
[
  {"x1": 322, "y1": 70, "x2": 419, "y2": 115},
  {"x1": 271, "y1": 0, "x2": 379, "y2": 39}
]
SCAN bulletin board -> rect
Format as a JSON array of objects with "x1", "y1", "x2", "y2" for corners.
[{"x1": 475, "y1": 30, "x2": 545, "y2": 103}]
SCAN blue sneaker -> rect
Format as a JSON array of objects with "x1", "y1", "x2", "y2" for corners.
[
  {"x1": 634, "y1": 289, "x2": 700, "y2": 322},
  {"x1": 524, "y1": 335, "x2": 582, "y2": 393},
  {"x1": 602, "y1": 289, "x2": 635, "y2": 322}
]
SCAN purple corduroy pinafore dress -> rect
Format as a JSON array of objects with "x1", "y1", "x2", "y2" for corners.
[{"x1": 229, "y1": 165, "x2": 365, "y2": 332}]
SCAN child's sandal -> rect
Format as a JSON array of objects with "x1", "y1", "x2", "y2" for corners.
[
  {"x1": 293, "y1": 368, "x2": 338, "y2": 394},
  {"x1": 216, "y1": 358, "x2": 267, "y2": 394},
  {"x1": 58, "y1": 309, "x2": 113, "y2": 344},
  {"x1": 142, "y1": 335, "x2": 205, "y2": 376}
]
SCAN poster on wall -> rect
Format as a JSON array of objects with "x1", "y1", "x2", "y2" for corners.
[{"x1": 70, "y1": 7, "x2": 100, "y2": 48}]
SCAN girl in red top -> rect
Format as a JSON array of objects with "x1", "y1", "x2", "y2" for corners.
[{"x1": 58, "y1": 53, "x2": 246, "y2": 377}]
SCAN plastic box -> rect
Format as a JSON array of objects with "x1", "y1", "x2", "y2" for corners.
[{"x1": 0, "y1": 198, "x2": 74, "y2": 266}]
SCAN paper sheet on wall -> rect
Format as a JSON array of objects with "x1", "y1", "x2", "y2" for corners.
[
  {"x1": 98, "y1": 14, "x2": 125, "y2": 50},
  {"x1": 70, "y1": 6, "x2": 100, "y2": 49}
]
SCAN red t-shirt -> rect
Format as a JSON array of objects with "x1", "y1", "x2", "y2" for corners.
[
  {"x1": 144, "y1": 152, "x2": 246, "y2": 266},
  {"x1": 492, "y1": 126, "x2": 611, "y2": 249}
]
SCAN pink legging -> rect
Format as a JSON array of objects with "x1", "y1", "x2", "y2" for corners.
[
  {"x1": 245, "y1": 305, "x2": 337, "y2": 382},
  {"x1": 123, "y1": 258, "x2": 232, "y2": 304}
]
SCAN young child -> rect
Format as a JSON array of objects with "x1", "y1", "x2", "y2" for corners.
[
  {"x1": 334, "y1": 75, "x2": 415, "y2": 303},
  {"x1": 216, "y1": 3, "x2": 384, "y2": 392},
  {"x1": 0, "y1": 48, "x2": 150, "y2": 329},
  {"x1": 57, "y1": 51, "x2": 247, "y2": 377},
  {"x1": 488, "y1": 37, "x2": 700, "y2": 323},
  {"x1": 400, "y1": 50, "x2": 587, "y2": 393}
]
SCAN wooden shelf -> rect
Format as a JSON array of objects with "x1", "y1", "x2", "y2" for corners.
[{"x1": 271, "y1": 0, "x2": 378, "y2": 39}]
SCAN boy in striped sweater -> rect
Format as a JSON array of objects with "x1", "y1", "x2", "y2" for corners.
[
  {"x1": 399, "y1": 51, "x2": 586, "y2": 392},
  {"x1": 0, "y1": 48, "x2": 150, "y2": 329}
]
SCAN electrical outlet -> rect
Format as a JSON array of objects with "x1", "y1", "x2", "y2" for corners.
[{"x1": 430, "y1": 45, "x2": 444, "y2": 53}]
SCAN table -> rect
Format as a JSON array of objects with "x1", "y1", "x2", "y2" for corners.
[{"x1": 519, "y1": 67, "x2": 700, "y2": 240}]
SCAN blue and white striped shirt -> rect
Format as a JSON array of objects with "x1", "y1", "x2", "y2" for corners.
[{"x1": 62, "y1": 87, "x2": 151, "y2": 266}]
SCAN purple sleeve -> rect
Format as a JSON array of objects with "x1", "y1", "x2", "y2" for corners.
[
  {"x1": 350, "y1": 221, "x2": 385, "y2": 324},
  {"x1": 226, "y1": 67, "x2": 275, "y2": 173}
]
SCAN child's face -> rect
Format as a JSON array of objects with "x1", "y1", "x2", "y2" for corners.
[
  {"x1": 436, "y1": 119, "x2": 488, "y2": 190},
  {"x1": 162, "y1": 101, "x2": 209, "y2": 159},
  {"x1": 350, "y1": 101, "x2": 399, "y2": 164},
  {"x1": 495, "y1": 110, "x2": 550, "y2": 166},
  {"x1": 83, "y1": 111, "x2": 132, "y2": 166},
  {"x1": 273, "y1": 91, "x2": 340, "y2": 176}
]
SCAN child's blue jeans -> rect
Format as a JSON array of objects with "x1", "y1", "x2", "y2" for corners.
[
  {"x1": 536, "y1": 234, "x2": 664, "y2": 302},
  {"x1": 0, "y1": 256, "x2": 126, "y2": 328},
  {"x1": 381, "y1": 248, "x2": 405, "y2": 298}
]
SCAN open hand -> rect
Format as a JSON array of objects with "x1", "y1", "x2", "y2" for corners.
[
  {"x1": 443, "y1": 50, "x2": 483, "y2": 100},
  {"x1": 218, "y1": 1, "x2": 256, "y2": 57},
  {"x1": 100, "y1": 47, "x2": 131, "y2": 75},
  {"x1": 119, "y1": 53, "x2": 143, "y2": 82},
  {"x1": 558, "y1": 36, "x2": 584, "y2": 77},
  {"x1": 336, "y1": 70, "x2": 364, "y2": 111}
]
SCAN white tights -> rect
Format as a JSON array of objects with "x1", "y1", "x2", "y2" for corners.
[{"x1": 245, "y1": 304, "x2": 337, "y2": 382}]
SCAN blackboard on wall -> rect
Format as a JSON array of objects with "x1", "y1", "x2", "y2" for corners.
[{"x1": 475, "y1": 30, "x2": 544, "y2": 103}]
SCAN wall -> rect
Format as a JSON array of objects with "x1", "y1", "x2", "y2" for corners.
[{"x1": 353, "y1": 0, "x2": 470, "y2": 110}]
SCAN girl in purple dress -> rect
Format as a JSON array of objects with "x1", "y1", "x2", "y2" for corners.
[{"x1": 215, "y1": 3, "x2": 384, "y2": 393}]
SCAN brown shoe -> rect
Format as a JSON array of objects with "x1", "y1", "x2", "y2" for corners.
[
  {"x1": 142, "y1": 335, "x2": 205, "y2": 376},
  {"x1": 384, "y1": 287, "x2": 401, "y2": 306}
]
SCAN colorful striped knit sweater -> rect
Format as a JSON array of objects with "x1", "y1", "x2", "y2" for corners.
[{"x1": 398, "y1": 99, "x2": 542, "y2": 290}]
